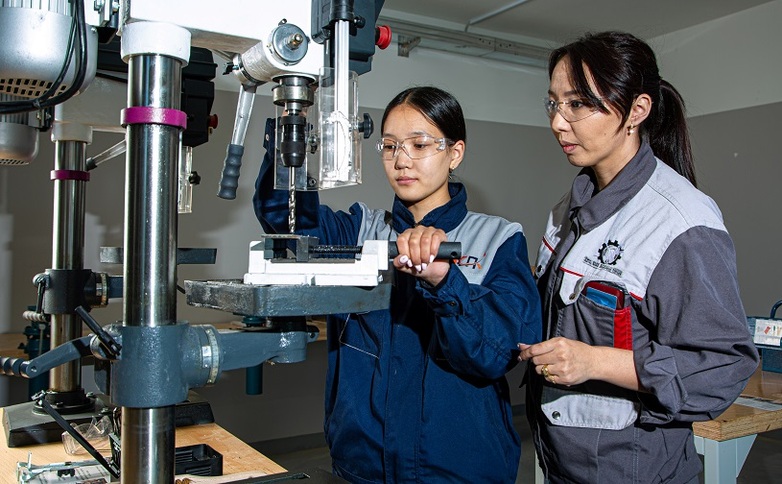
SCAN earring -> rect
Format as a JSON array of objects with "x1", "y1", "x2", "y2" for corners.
[{"x1": 627, "y1": 123, "x2": 635, "y2": 135}]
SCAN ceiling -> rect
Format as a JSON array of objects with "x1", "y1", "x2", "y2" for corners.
[{"x1": 379, "y1": 0, "x2": 774, "y2": 67}]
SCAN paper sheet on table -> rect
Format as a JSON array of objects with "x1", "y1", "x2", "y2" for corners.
[{"x1": 753, "y1": 318, "x2": 782, "y2": 346}]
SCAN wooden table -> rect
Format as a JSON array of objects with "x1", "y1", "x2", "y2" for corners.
[
  {"x1": 692, "y1": 367, "x2": 782, "y2": 484},
  {"x1": 0, "y1": 407, "x2": 286, "y2": 483}
]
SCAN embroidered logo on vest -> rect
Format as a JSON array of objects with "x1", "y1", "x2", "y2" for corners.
[
  {"x1": 581, "y1": 240, "x2": 625, "y2": 277},
  {"x1": 454, "y1": 253, "x2": 486, "y2": 270},
  {"x1": 598, "y1": 240, "x2": 623, "y2": 265}
]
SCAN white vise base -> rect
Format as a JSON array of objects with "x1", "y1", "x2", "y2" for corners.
[{"x1": 243, "y1": 240, "x2": 389, "y2": 286}]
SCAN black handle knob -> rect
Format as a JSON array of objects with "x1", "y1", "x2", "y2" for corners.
[
  {"x1": 359, "y1": 113, "x2": 374, "y2": 139},
  {"x1": 388, "y1": 241, "x2": 461, "y2": 260},
  {"x1": 217, "y1": 143, "x2": 245, "y2": 200}
]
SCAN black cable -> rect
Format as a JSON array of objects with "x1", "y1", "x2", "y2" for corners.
[
  {"x1": 35, "y1": 393, "x2": 120, "y2": 478},
  {"x1": 0, "y1": 0, "x2": 88, "y2": 114},
  {"x1": 770, "y1": 300, "x2": 782, "y2": 319},
  {"x1": 38, "y1": 0, "x2": 89, "y2": 108},
  {"x1": 29, "y1": 0, "x2": 80, "y2": 107}
]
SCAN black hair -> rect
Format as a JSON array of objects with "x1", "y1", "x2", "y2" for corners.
[
  {"x1": 549, "y1": 31, "x2": 696, "y2": 186},
  {"x1": 380, "y1": 86, "x2": 467, "y2": 143}
]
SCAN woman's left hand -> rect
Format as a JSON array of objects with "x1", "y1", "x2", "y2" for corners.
[
  {"x1": 518, "y1": 338, "x2": 641, "y2": 390},
  {"x1": 394, "y1": 226, "x2": 451, "y2": 286},
  {"x1": 518, "y1": 337, "x2": 597, "y2": 387}
]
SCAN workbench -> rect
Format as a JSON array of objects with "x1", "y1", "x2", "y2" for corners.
[
  {"x1": 692, "y1": 366, "x2": 782, "y2": 484},
  {"x1": 0, "y1": 407, "x2": 286, "y2": 483}
]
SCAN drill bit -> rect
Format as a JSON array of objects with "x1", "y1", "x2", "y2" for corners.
[{"x1": 288, "y1": 165, "x2": 296, "y2": 233}]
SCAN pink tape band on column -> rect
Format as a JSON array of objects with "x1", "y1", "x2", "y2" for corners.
[
  {"x1": 51, "y1": 170, "x2": 90, "y2": 181},
  {"x1": 121, "y1": 106, "x2": 188, "y2": 130}
]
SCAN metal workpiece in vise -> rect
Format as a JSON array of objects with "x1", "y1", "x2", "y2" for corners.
[{"x1": 185, "y1": 235, "x2": 461, "y2": 318}]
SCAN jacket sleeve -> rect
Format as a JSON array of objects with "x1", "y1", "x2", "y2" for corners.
[
  {"x1": 634, "y1": 226, "x2": 759, "y2": 424},
  {"x1": 418, "y1": 231, "x2": 543, "y2": 380},
  {"x1": 252, "y1": 117, "x2": 363, "y2": 245}
]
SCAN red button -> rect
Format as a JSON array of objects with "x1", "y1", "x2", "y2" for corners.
[{"x1": 376, "y1": 25, "x2": 392, "y2": 50}]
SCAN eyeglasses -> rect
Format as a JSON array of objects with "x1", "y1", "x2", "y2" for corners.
[
  {"x1": 543, "y1": 98, "x2": 603, "y2": 123},
  {"x1": 376, "y1": 135, "x2": 453, "y2": 160}
]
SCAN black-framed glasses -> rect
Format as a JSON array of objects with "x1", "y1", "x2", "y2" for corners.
[
  {"x1": 543, "y1": 98, "x2": 603, "y2": 123},
  {"x1": 376, "y1": 135, "x2": 453, "y2": 160}
]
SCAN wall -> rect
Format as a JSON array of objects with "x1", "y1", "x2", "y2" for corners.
[
  {"x1": 654, "y1": 0, "x2": 782, "y2": 118},
  {"x1": 687, "y1": 102, "x2": 782, "y2": 316},
  {"x1": 1, "y1": 1, "x2": 781, "y2": 442}
]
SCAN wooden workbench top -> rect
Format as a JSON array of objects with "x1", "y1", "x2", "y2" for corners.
[
  {"x1": 0, "y1": 407, "x2": 286, "y2": 483},
  {"x1": 693, "y1": 366, "x2": 782, "y2": 441}
]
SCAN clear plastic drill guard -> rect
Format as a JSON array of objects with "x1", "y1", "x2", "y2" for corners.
[{"x1": 274, "y1": 67, "x2": 361, "y2": 191}]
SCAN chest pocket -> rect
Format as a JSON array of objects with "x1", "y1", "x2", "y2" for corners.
[{"x1": 556, "y1": 273, "x2": 632, "y2": 349}]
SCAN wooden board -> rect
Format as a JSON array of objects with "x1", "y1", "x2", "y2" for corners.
[
  {"x1": 693, "y1": 367, "x2": 782, "y2": 441},
  {"x1": 0, "y1": 408, "x2": 286, "y2": 483}
]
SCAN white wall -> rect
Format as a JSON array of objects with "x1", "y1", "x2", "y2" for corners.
[
  {"x1": 215, "y1": 40, "x2": 551, "y2": 128},
  {"x1": 655, "y1": 0, "x2": 782, "y2": 117}
]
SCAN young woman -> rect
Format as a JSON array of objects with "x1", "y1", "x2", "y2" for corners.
[
  {"x1": 255, "y1": 86, "x2": 541, "y2": 482},
  {"x1": 519, "y1": 31, "x2": 759, "y2": 483}
]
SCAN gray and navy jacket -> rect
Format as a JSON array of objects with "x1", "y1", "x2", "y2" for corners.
[
  {"x1": 528, "y1": 141, "x2": 758, "y2": 483},
  {"x1": 254, "y1": 119, "x2": 541, "y2": 483}
]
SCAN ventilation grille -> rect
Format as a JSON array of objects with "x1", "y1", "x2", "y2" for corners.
[
  {"x1": 0, "y1": 158, "x2": 30, "y2": 166},
  {"x1": 0, "y1": 77, "x2": 69, "y2": 98},
  {"x1": 0, "y1": 1, "x2": 69, "y2": 15}
]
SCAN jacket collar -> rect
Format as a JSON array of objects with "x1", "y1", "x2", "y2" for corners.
[
  {"x1": 569, "y1": 141, "x2": 656, "y2": 232},
  {"x1": 392, "y1": 182, "x2": 468, "y2": 233}
]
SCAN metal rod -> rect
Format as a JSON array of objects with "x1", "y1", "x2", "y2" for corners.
[
  {"x1": 48, "y1": 139, "x2": 86, "y2": 394},
  {"x1": 121, "y1": 51, "x2": 182, "y2": 483},
  {"x1": 86, "y1": 139, "x2": 126, "y2": 171},
  {"x1": 465, "y1": 0, "x2": 531, "y2": 30},
  {"x1": 334, "y1": 19, "x2": 350, "y2": 177}
]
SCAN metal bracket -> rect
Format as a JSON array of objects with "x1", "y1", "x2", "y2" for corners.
[{"x1": 398, "y1": 35, "x2": 421, "y2": 57}]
